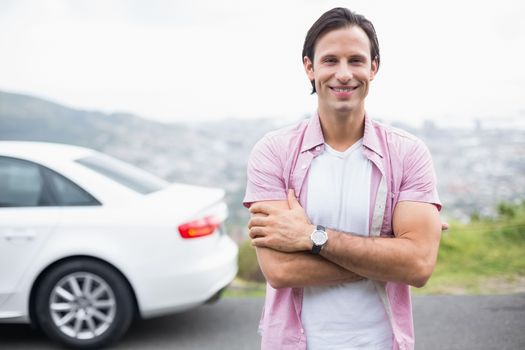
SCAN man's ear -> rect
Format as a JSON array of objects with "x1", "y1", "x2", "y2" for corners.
[
  {"x1": 303, "y1": 56, "x2": 314, "y2": 81},
  {"x1": 370, "y1": 57, "x2": 378, "y2": 81}
]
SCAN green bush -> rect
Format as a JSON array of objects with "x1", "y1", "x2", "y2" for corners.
[
  {"x1": 237, "y1": 239, "x2": 266, "y2": 282},
  {"x1": 497, "y1": 202, "x2": 516, "y2": 218},
  {"x1": 416, "y1": 201, "x2": 525, "y2": 294}
]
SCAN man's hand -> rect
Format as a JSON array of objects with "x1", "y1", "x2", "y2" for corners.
[
  {"x1": 249, "y1": 199, "x2": 364, "y2": 288},
  {"x1": 248, "y1": 189, "x2": 314, "y2": 252}
]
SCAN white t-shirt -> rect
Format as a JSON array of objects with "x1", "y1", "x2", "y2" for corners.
[{"x1": 302, "y1": 140, "x2": 393, "y2": 350}]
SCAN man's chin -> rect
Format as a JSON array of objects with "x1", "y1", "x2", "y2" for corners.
[
  {"x1": 332, "y1": 103, "x2": 359, "y2": 115},
  {"x1": 318, "y1": 99, "x2": 364, "y2": 117}
]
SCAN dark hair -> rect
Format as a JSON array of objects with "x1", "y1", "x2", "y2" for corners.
[{"x1": 302, "y1": 7, "x2": 380, "y2": 94}]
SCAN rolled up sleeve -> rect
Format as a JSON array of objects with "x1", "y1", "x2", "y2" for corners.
[
  {"x1": 398, "y1": 139, "x2": 442, "y2": 211},
  {"x1": 243, "y1": 136, "x2": 287, "y2": 208}
]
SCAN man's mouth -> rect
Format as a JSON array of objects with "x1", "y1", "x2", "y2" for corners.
[{"x1": 330, "y1": 86, "x2": 358, "y2": 92}]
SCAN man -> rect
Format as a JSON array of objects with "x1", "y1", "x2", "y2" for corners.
[{"x1": 243, "y1": 7, "x2": 442, "y2": 350}]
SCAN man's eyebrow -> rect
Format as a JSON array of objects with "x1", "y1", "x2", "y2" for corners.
[
  {"x1": 318, "y1": 53, "x2": 369, "y2": 61},
  {"x1": 349, "y1": 53, "x2": 368, "y2": 60},
  {"x1": 319, "y1": 54, "x2": 337, "y2": 60}
]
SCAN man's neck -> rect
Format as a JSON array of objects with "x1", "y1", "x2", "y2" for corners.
[{"x1": 318, "y1": 105, "x2": 366, "y2": 152}]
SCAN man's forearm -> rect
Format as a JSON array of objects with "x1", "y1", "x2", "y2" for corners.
[
  {"x1": 256, "y1": 246, "x2": 362, "y2": 289},
  {"x1": 320, "y1": 231, "x2": 426, "y2": 286},
  {"x1": 320, "y1": 202, "x2": 441, "y2": 287}
]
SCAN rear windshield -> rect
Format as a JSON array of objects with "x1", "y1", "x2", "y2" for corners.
[{"x1": 76, "y1": 154, "x2": 169, "y2": 195}]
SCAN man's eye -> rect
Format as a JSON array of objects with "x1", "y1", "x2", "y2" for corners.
[{"x1": 323, "y1": 58, "x2": 337, "y2": 64}]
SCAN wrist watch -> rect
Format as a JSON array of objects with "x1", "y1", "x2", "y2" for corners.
[{"x1": 310, "y1": 225, "x2": 328, "y2": 254}]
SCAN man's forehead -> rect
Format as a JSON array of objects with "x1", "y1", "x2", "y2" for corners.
[{"x1": 314, "y1": 25, "x2": 371, "y2": 57}]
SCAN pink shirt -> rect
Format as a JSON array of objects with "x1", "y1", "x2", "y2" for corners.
[{"x1": 243, "y1": 113, "x2": 441, "y2": 350}]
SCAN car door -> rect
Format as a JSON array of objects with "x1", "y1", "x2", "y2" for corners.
[
  {"x1": 0, "y1": 156, "x2": 103, "y2": 309},
  {"x1": 0, "y1": 156, "x2": 60, "y2": 307}
]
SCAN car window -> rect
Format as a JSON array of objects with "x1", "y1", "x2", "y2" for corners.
[
  {"x1": 76, "y1": 154, "x2": 169, "y2": 195},
  {"x1": 0, "y1": 157, "x2": 44, "y2": 207},
  {"x1": 45, "y1": 169, "x2": 100, "y2": 206}
]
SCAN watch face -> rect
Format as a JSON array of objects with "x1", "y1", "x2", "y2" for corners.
[{"x1": 311, "y1": 229, "x2": 327, "y2": 245}]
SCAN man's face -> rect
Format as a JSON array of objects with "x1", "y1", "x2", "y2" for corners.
[{"x1": 304, "y1": 25, "x2": 378, "y2": 116}]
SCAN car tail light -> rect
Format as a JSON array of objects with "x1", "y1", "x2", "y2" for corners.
[{"x1": 178, "y1": 215, "x2": 221, "y2": 239}]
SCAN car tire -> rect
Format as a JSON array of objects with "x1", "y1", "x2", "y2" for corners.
[{"x1": 34, "y1": 258, "x2": 134, "y2": 349}]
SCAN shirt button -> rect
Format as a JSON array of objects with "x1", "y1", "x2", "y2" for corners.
[
  {"x1": 315, "y1": 146, "x2": 321, "y2": 151},
  {"x1": 300, "y1": 328, "x2": 304, "y2": 334},
  {"x1": 301, "y1": 164, "x2": 307, "y2": 170}
]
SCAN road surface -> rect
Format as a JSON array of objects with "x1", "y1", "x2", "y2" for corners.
[{"x1": 0, "y1": 294, "x2": 524, "y2": 349}]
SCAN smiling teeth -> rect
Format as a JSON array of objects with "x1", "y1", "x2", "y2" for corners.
[{"x1": 334, "y1": 87, "x2": 353, "y2": 92}]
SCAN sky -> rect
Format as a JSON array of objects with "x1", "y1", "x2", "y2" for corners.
[{"x1": 1, "y1": 0, "x2": 524, "y2": 127}]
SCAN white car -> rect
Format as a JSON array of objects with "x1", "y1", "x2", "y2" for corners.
[{"x1": 0, "y1": 141, "x2": 238, "y2": 348}]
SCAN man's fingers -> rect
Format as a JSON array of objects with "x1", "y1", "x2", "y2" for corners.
[
  {"x1": 248, "y1": 216, "x2": 268, "y2": 229},
  {"x1": 249, "y1": 226, "x2": 266, "y2": 239},
  {"x1": 249, "y1": 202, "x2": 277, "y2": 215},
  {"x1": 251, "y1": 237, "x2": 267, "y2": 248}
]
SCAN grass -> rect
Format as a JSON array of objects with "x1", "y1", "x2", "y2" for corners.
[{"x1": 414, "y1": 208, "x2": 525, "y2": 295}]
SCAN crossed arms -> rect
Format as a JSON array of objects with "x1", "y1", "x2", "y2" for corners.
[{"x1": 248, "y1": 190, "x2": 442, "y2": 289}]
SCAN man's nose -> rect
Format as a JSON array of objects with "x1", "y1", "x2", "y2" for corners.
[{"x1": 335, "y1": 63, "x2": 352, "y2": 83}]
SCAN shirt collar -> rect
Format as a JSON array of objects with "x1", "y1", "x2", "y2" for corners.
[
  {"x1": 301, "y1": 111, "x2": 383, "y2": 158},
  {"x1": 301, "y1": 112, "x2": 325, "y2": 152},
  {"x1": 362, "y1": 113, "x2": 383, "y2": 158}
]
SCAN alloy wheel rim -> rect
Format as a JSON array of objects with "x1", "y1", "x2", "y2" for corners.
[{"x1": 49, "y1": 272, "x2": 117, "y2": 340}]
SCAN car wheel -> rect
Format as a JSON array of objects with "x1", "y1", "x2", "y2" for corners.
[{"x1": 34, "y1": 259, "x2": 134, "y2": 349}]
